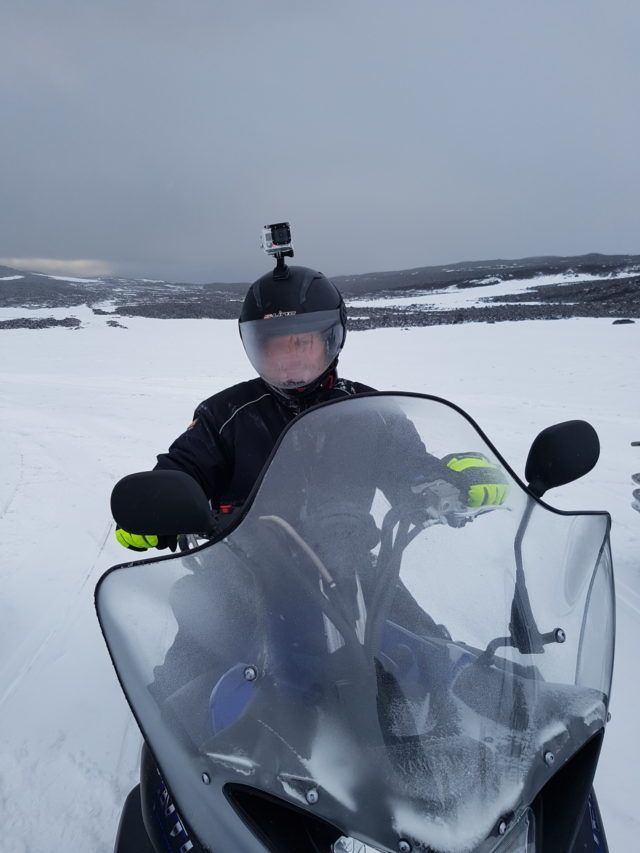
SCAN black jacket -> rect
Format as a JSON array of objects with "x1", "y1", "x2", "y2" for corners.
[
  {"x1": 155, "y1": 376, "x2": 379, "y2": 507},
  {"x1": 153, "y1": 376, "x2": 453, "y2": 653},
  {"x1": 155, "y1": 375, "x2": 446, "y2": 511}
]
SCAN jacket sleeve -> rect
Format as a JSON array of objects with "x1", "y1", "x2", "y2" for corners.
[
  {"x1": 154, "y1": 403, "x2": 231, "y2": 504},
  {"x1": 376, "y1": 406, "x2": 449, "y2": 506}
]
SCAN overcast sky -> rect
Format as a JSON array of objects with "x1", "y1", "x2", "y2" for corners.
[{"x1": 1, "y1": 1, "x2": 638, "y2": 283}]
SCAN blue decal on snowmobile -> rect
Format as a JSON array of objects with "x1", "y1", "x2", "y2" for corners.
[{"x1": 153, "y1": 772, "x2": 195, "y2": 852}]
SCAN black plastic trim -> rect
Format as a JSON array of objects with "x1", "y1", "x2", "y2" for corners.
[
  {"x1": 113, "y1": 784, "x2": 156, "y2": 853},
  {"x1": 224, "y1": 784, "x2": 342, "y2": 852},
  {"x1": 531, "y1": 731, "x2": 606, "y2": 852}
]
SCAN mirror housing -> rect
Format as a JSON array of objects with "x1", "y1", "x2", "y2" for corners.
[
  {"x1": 525, "y1": 420, "x2": 599, "y2": 498},
  {"x1": 111, "y1": 470, "x2": 216, "y2": 536}
]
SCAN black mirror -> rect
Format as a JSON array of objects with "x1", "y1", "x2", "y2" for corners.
[
  {"x1": 525, "y1": 420, "x2": 600, "y2": 497},
  {"x1": 111, "y1": 470, "x2": 216, "y2": 536}
]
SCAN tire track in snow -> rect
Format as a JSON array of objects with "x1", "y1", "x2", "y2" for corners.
[
  {"x1": 0, "y1": 520, "x2": 114, "y2": 708},
  {"x1": 0, "y1": 387, "x2": 132, "y2": 699},
  {"x1": 0, "y1": 452, "x2": 24, "y2": 520},
  {"x1": 115, "y1": 711, "x2": 141, "y2": 782}
]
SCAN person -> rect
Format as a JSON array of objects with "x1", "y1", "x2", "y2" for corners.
[
  {"x1": 112, "y1": 259, "x2": 512, "y2": 760},
  {"x1": 109, "y1": 261, "x2": 513, "y2": 853},
  {"x1": 115, "y1": 264, "x2": 508, "y2": 555}
]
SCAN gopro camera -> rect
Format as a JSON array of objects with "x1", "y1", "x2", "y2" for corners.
[{"x1": 261, "y1": 222, "x2": 294, "y2": 259}]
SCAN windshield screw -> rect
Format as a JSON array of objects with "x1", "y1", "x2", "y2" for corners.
[
  {"x1": 202, "y1": 772, "x2": 211, "y2": 785},
  {"x1": 398, "y1": 842, "x2": 412, "y2": 853},
  {"x1": 544, "y1": 750, "x2": 555, "y2": 766},
  {"x1": 607, "y1": 711, "x2": 612, "y2": 722},
  {"x1": 498, "y1": 820, "x2": 508, "y2": 835},
  {"x1": 554, "y1": 628, "x2": 566, "y2": 643},
  {"x1": 306, "y1": 788, "x2": 319, "y2": 805},
  {"x1": 243, "y1": 665, "x2": 258, "y2": 682}
]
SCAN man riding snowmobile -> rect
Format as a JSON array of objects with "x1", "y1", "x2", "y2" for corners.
[
  {"x1": 113, "y1": 255, "x2": 510, "y2": 724},
  {"x1": 105, "y1": 244, "x2": 612, "y2": 852},
  {"x1": 115, "y1": 261, "x2": 508, "y2": 557}
]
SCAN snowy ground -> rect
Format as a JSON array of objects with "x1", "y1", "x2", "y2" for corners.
[{"x1": 0, "y1": 314, "x2": 638, "y2": 851}]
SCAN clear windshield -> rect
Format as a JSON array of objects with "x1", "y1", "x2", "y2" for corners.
[{"x1": 97, "y1": 394, "x2": 613, "y2": 853}]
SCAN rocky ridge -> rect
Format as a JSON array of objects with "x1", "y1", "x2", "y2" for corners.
[{"x1": 1, "y1": 253, "x2": 639, "y2": 330}]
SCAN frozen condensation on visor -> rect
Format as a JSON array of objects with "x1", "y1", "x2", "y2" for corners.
[{"x1": 240, "y1": 309, "x2": 344, "y2": 390}]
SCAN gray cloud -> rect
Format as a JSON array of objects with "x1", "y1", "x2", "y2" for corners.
[{"x1": 1, "y1": 0, "x2": 639, "y2": 282}]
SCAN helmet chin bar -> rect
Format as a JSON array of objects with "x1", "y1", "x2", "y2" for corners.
[{"x1": 266, "y1": 359, "x2": 339, "y2": 407}]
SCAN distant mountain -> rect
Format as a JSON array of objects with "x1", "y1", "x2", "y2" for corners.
[
  {"x1": 332, "y1": 253, "x2": 640, "y2": 297},
  {"x1": 2, "y1": 254, "x2": 639, "y2": 327}
]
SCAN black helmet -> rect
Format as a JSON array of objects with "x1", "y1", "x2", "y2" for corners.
[{"x1": 239, "y1": 265, "x2": 347, "y2": 399}]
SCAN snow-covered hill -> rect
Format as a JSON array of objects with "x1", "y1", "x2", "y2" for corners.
[
  {"x1": 2, "y1": 253, "x2": 639, "y2": 327},
  {"x1": 0, "y1": 316, "x2": 638, "y2": 850}
]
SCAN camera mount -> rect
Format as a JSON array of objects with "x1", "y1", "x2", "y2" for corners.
[{"x1": 261, "y1": 222, "x2": 294, "y2": 280}]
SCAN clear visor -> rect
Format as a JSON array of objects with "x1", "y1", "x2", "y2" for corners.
[{"x1": 240, "y1": 309, "x2": 344, "y2": 390}]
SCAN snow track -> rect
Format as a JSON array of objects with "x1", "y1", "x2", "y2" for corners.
[
  {"x1": 0, "y1": 317, "x2": 638, "y2": 850},
  {"x1": 0, "y1": 396, "x2": 139, "y2": 850},
  {"x1": 0, "y1": 453, "x2": 24, "y2": 521}
]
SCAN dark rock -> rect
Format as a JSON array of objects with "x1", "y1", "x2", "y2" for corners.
[
  {"x1": 612, "y1": 318, "x2": 635, "y2": 324},
  {"x1": 0, "y1": 316, "x2": 81, "y2": 330}
]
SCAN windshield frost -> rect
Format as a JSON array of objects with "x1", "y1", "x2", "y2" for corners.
[{"x1": 97, "y1": 394, "x2": 613, "y2": 853}]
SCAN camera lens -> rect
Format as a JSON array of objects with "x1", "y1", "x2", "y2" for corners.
[{"x1": 271, "y1": 223, "x2": 291, "y2": 246}]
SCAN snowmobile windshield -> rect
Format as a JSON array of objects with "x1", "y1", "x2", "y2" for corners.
[
  {"x1": 239, "y1": 309, "x2": 344, "y2": 389},
  {"x1": 97, "y1": 394, "x2": 614, "y2": 853}
]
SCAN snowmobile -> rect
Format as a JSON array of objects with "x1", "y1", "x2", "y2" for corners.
[{"x1": 97, "y1": 393, "x2": 614, "y2": 852}]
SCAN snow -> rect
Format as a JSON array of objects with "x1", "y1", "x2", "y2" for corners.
[
  {"x1": 0, "y1": 305, "x2": 118, "y2": 323},
  {"x1": 347, "y1": 269, "x2": 640, "y2": 310},
  {"x1": 34, "y1": 273, "x2": 103, "y2": 283},
  {"x1": 0, "y1": 314, "x2": 638, "y2": 851},
  {"x1": 0, "y1": 275, "x2": 24, "y2": 281}
]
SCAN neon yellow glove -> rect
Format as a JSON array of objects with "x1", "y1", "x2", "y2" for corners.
[
  {"x1": 115, "y1": 529, "x2": 177, "y2": 552},
  {"x1": 441, "y1": 452, "x2": 509, "y2": 508},
  {"x1": 115, "y1": 529, "x2": 159, "y2": 551}
]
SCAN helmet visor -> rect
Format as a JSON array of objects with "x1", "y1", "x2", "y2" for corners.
[{"x1": 240, "y1": 309, "x2": 344, "y2": 390}]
